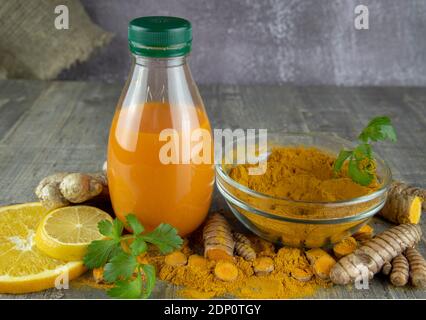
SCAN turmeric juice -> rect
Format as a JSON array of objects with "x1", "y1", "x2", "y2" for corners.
[{"x1": 108, "y1": 102, "x2": 214, "y2": 236}]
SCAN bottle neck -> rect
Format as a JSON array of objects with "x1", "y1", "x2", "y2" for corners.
[{"x1": 133, "y1": 54, "x2": 188, "y2": 68}]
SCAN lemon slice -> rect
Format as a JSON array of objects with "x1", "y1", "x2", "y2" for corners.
[
  {"x1": 35, "y1": 205, "x2": 112, "y2": 262},
  {"x1": 0, "y1": 203, "x2": 86, "y2": 294}
]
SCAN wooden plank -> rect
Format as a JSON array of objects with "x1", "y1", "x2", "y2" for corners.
[
  {"x1": 0, "y1": 80, "x2": 49, "y2": 140},
  {"x1": 0, "y1": 80, "x2": 425, "y2": 299}
]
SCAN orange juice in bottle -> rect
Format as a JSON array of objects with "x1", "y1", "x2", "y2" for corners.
[{"x1": 108, "y1": 17, "x2": 214, "y2": 236}]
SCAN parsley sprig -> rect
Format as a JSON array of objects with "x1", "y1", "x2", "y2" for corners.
[
  {"x1": 83, "y1": 214, "x2": 183, "y2": 299},
  {"x1": 333, "y1": 116, "x2": 396, "y2": 186}
]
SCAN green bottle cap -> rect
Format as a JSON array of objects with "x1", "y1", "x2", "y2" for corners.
[{"x1": 128, "y1": 16, "x2": 192, "y2": 58}]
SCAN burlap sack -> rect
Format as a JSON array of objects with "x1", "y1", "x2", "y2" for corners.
[{"x1": 0, "y1": 0, "x2": 112, "y2": 80}]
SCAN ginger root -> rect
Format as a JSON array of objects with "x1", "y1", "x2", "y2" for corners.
[
  {"x1": 405, "y1": 247, "x2": 426, "y2": 288},
  {"x1": 165, "y1": 251, "x2": 187, "y2": 267},
  {"x1": 233, "y1": 232, "x2": 256, "y2": 261},
  {"x1": 330, "y1": 224, "x2": 422, "y2": 285},
  {"x1": 214, "y1": 261, "x2": 239, "y2": 282},
  {"x1": 390, "y1": 254, "x2": 409, "y2": 287},
  {"x1": 379, "y1": 181, "x2": 423, "y2": 224},
  {"x1": 203, "y1": 213, "x2": 235, "y2": 261},
  {"x1": 333, "y1": 237, "x2": 357, "y2": 259},
  {"x1": 253, "y1": 257, "x2": 274, "y2": 276},
  {"x1": 35, "y1": 172, "x2": 108, "y2": 210}
]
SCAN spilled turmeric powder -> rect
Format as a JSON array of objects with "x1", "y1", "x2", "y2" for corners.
[
  {"x1": 153, "y1": 238, "x2": 330, "y2": 299},
  {"x1": 227, "y1": 146, "x2": 381, "y2": 247},
  {"x1": 74, "y1": 231, "x2": 331, "y2": 298}
]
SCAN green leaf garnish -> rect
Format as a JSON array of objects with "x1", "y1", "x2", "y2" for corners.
[
  {"x1": 141, "y1": 264, "x2": 156, "y2": 298},
  {"x1": 98, "y1": 219, "x2": 124, "y2": 241},
  {"x1": 83, "y1": 239, "x2": 121, "y2": 269},
  {"x1": 107, "y1": 273, "x2": 143, "y2": 299},
  {"x1": 333, "y1": 150, "x2": 353, "y2": 174},
  {"x1": 130, "y1": 237, "x2": 148, "y2": 256},
  {"x1": 103, "y1": 252, "x2": 138, "y2": 283},
  {"x1": 358, "y1": 116, "x2": 397, "y2": 143},
  {"x1": 348, "y1": 157, "x2": 374, "y2": 186},
  {"x1": 333, "y1": 116, "x2": 396, "y2": 186},
  {"x1": 126, "y1": 214, "x2": 144, "y2": 235},
  {"x1": 83, "y1": 214, "x2": 182, "y2": 299},
  {"x1": 142, "y1": 223, "x2": 183, "y2": 254}
]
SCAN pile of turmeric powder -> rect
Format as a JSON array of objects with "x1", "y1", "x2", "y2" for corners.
[
  {"x1": 153, "y1": 235, "x2": 331, "y2": 299},
  {"x1": 230, "y1": 146, "x2": 380, "y2": 202}
]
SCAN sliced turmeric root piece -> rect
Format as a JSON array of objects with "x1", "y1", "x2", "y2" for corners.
[
  {"x1": 379, "y1": 181, "x2": 423, "y2": 224},
  {"x1": 253, "y1": 257, "x2": 274, "y2": 276},
  {"x1": 291, "y1": 267, "x2": 313, "y2": 282},
  {"x1": 165, "y1": 251, "x2": 187, "y2": 267},
  {"x1": 313, "y1": 255, "x2": 336, "y2": 280},
  {"x1": 353, "y1": 225, "x2": 374, "y2": 241},
  {"x1": 214, "y1": 261, "x2": 239, "y2": 282},
  {"x1": 305, "y1": 248, "x2": 336, "y2": 280},
  {"x1": 333, "y1": 237, "x2": 357, "y2": 259},
  {"x1": 305, "y1": 248, "x2": 329, "y2": 265},
  {"x1": 188, "y1": 254, "x2": 208, "y2": 269}
]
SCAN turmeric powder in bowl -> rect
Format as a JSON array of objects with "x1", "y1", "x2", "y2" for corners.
[
  {"x1": 229, "y1": 146, "x2": 380, "y2": 203},
  {"x1": 215, "y1": 133, "x2": 391, "y2": 248}
]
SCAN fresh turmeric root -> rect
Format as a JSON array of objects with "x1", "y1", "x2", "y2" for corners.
[
  {"x1": 291, "y1": 267, "x2": 313, "y2": 282},
  {"x1": 379, "y1": 181, "x2": 423, "y2": 224},
  {"x1": 165, "y1": 251, "x2": 187, "y2": 267},
  {"x1": 188, "y1": 254, "x2": 208, "y2": 269},
  {"x1": 390, "y1": 254, "x2": 409, "y2": 287},
  {"x1": 203, "y1": 213, "x2": 235, "y2": 261},
  {"x1": 381, "y1": 261, "x2": 392, "y2": 276},
  {"x1": 214, "y1": 261, "x2": 239, "y2": 282},
  {"x1": 253, "y1": 257, "x2": 274, "y2": 276},
  {"x1": 251, "y1": 237, "x2": 275, "y2": 257},
  {"x1": 305, "y1": 248, "x2": 330, "y2": 264},
  {"x1": 35, "y1": 172, "x2": 109, "y2": 210},
  {"x1": 312, "y1": 255, "x2": 336, "y2": 280},
  {"x1": 353, "y1": 225, "x2": 374, "y2": 242},
  {"x1": 330, "y1": 224, "x2": 422, "y2": 285},
  {"x1": 405, "y1": 247, "x2": 426, "y2": 288},
  {"x1": 233, "y1": 232, "x2": 256, "y2": 261},
  {"x1": 333, "y1": 237, "x2": 357, "y2": 259}
]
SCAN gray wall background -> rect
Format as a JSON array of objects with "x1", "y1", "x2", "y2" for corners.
[{"x1": 59, "y1": 0, "x2": 426, "y2": 86}]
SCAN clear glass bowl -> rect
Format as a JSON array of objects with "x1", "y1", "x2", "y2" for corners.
[{"x1": 215, "y1": 132, "x2": 392, "y2": 248}]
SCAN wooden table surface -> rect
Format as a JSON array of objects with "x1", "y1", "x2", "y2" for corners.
[{"x1": 0, "y1": 80, "x2": 425, "y2": 299}]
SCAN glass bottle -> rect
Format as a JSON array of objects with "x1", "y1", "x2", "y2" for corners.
[{"x1": 108, "y1": 16, "x2": 214, "y2": 236}]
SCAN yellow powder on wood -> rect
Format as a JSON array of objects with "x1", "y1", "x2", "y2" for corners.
[
  {"x1": 72, "y1": 236, "x2": 331, "y2": 299},
  {"x1": 155, "y1": 240, "x2": 330, "y2": 299}
]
